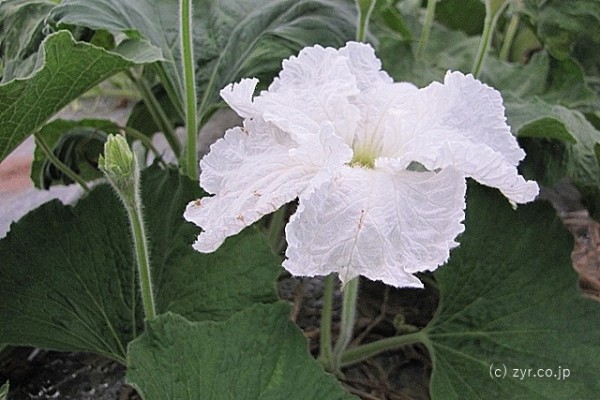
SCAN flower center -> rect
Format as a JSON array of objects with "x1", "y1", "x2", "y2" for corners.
[{"x1": 350, "y1": 148, "x2": 375, "y2": 168}]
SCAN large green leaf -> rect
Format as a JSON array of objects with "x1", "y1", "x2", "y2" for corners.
[
  {"x1": 482, "y1": 51, "x2": 598, "y2": 111},
  {"x1": 0, "y1": 30, "x2": 163, "y2": 162},
  {"x1": 0, "y1": 166, "x2": 280, "y2": 362},
  {"x1": 0, "y1": 0, "x2": 57, "y2": 82},
  {"x1": 127, "y1": 303, "x2": 357, "y2": 400},
  {"x1": 51, "y1": 0, "x2": 357, "y2": 120},
  {"x1": 521, "y1": 0, "x2": 600, "y2": 65},
  {"x1": 427, "y1": 183, "x2": 600, "y2": 399}
]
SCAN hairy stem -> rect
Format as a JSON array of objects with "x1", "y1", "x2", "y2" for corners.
[
  {"x1": 126, "y1": 198, "x2": 156, "y2": 321},
  {"x1": 180, "y1": 0, "x2": 199, "y2": 180},
  {"x1": 100, "y1": 136, "x2": 156, "y2": 321}
]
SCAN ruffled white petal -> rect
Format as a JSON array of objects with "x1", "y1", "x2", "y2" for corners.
[
  {"x1": 255, "y1": 44, "x2": 361, "y2": 142},
  {"x1": 184, "y1": 119, "x2": 352, "y2": 252},
  {"x1": 389, "y1": 70, "x2": 538, "y2": 204},
  {"x1": 338, "y1": 41, "x2": 393, "y2": 90},
  {"x1": 220, "y1": 78, "x2": 259, "y2": 119},
  {"x1": 441, "y1": 71, "x2": 525, "y2": 165},
  {"x1": 402, "y1": 135, "x2": 538, "y2": 204},
  {"x1": 283, "y1": 163, "x2": 466, "y2": 288}
]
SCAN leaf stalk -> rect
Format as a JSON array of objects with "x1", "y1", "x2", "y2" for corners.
[
  {"x1": 331, "y1": 276, "x2": 359, "y2": 375},
  {"x1": 318, "y1": 274, "x2": 335, "y2": 371},
  {"x1": 416, "y1": 0, "x2": 438, "y2": 60},
  {"x1": 128, "y1": 70, "x2": 181, "y2": 158},
  {"x1": 355, "y1": 0, "x2": 377, "y2": 42},
  {"x1": 499, "y1": 12, "x2": 521, "y2": 62},
  {"x1": 340, "y1": 330, "x2": 426, "y2": 367},
  {"x1": 472, "y1": 0, "x2": 510, "y2": 77},
  {"x1": 180, "y1": 0, "x2": 199, "y2": 179}
]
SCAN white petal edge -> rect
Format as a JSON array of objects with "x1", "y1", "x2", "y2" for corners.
[
  {"x1": 220, "y1": 78, "x2": 259, "y2": 119},
  {"x1": 283, "y1": 163, "x2": 466, "y2": 288},
  {"x1": 184, "y1": 120, "x2": 352, "y2": 252},
  {"x1": 338, "y1": 41, "x2": 393, "y2": 90},
  {"x1": 400, "y1": 134, "x2": 538, "y2": 204},
  {"x1": 390, "y1": 70, "x2": 539, "y2": 204},
  {"x1": 254, "y1": 44, "x2": 361, "y2": 143}
]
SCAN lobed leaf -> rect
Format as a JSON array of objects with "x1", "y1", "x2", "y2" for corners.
[
  {"x1": 428, "y1": 183, "x2": 600, "y2": 399},
  {"x1": 0, "y1": 30, "x2": 163, "y2": 162},
  {"x1": 126, "y1": 303, "x2": 357, "y2": 400},
  {"x1": 0, "y1": 166, "x2": 280, "y2": 362}
]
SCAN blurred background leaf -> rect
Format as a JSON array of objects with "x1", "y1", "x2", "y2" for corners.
[{"x1": 52, "y1": 0, "x2": 358, "y2": 129}]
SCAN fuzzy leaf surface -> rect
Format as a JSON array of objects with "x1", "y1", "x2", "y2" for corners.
[
  {"x1": 428, "y1": 184, "x2": 600, "y2": 399},
  {"x1": 0, "y1": 166, "x2": 280, "y2": 362},
  {"x1": 127, "y1": 303, "x2": 357, "y2": 400}
]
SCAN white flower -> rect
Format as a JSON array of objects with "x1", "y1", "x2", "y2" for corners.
[{"x1": 184, "y1": 42, "x2": 539, "y2": 288}]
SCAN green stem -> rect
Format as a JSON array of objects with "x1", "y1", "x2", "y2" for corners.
[
  {"x1": 99, "y1": 135, "x2": 156, "y2": 322},
  {"x1": 499, "y1": 12, "x2": 520, "y2": 62},
  {"x1": 151, "y1": 63, "x2": 185, "y2": 120},
  {"x1": 332, "y1": 277, "x2": 359, "y2": 374},
  {"x1": 128, "y1": 200, "x2": 156, "y2": 320},
  {"x1": 180, "y1": 0, "x2": 199, "y2": 180},
  {"x1": 471, "y1": 0, "x2": 510, "y2": 77},
  {"x1": 340, "y1": 330, "x2": 426, "y2": 367},
  {"x1": 319, "y1": 274, "x2": 335, "y2": 371},
  {"x1": 127, "y1": 70, "x2": 181, "y2": 158},
  {"x1": 416, "y1": 0, "x2": 438, "y2": 60},
  {"x1": 125, "y1": 197, "x2": 156, "y2": 321},
  {"x1": 33, "y1": 132, "x2": 90, "y2": 192},
  {"x1": 355, "y1": 0, "x2": 377, "y2": 42}
]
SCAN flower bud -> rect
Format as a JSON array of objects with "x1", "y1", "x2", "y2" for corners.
[{"x1": 99, "y1": 134, "x2": 139, "y2": 207}]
